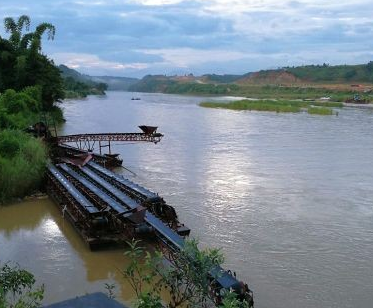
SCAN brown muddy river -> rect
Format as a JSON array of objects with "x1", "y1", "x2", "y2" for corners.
[
  {"x1": 0, "y1": 199, "x2": 136, "y2": 304},
  {"x1": 1, "y1": 91, "x2": 373, "y2": 308}
]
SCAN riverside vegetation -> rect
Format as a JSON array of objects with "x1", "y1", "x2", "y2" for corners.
[
  {"x1": 0, "y1": 15, "x2": 107, "y2": 203},
  {"x1": 122, "y1": 239, "x2": 250, "y2": 308},
  {"x1": 128, "y1": 75, "x2": 373, "y2": 103},
  {"x1": 0, "y1": 262, "x2": 44, "y2": 308},
  {"x1": 0, "y1": 15, "x2": 65, "y2": 203},
  {"x1": 60, "y1": 64, "x2": 108, "y2": 98},
  {"x1": 199, "y1": 99, "x2": 341, "y2": 115},
  {"x1": 130, "y1": 81, "x2": 359, "y2": 101},
  {"x1": 0, "y1": 240, "x2": 248, "y2": 308}
]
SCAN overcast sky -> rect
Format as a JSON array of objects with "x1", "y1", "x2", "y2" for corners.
[{"x1": 1, "y1": 0, "x2": 373, "y2": 77}]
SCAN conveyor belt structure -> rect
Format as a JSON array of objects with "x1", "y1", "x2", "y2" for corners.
[
  {"x1": 48, "y1": 164, "x2": 100, "y2": 215},
  {"x1": 87, "y1": 161, "x2": 163, "y2": 201},
  {"x1": 58, "y1": 163, "x2": 185, "y2": 249},
  {"x1": 46, "y1": 162, "x2": 253, "y2": 306}
]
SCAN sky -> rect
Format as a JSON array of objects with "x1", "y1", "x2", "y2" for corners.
[{"x1": 1, "y1": 0, "x2": 373, "y2": 78}]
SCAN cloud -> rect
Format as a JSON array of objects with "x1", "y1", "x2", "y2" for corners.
[
  {"x1": 138, "y1": 48, "x2": 247, "y2": 67},
  {"x1": 1, "y1": 0, "x2": 373, "y2": 76},
  {"x1": 52, "y1": 52, "x2": 148, "y2": 75},
  {"x1": 131, "y1": 0, "x2": 185, "y2": 5}
]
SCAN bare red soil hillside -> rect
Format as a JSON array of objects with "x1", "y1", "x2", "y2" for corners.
[{"x1": 236, "y1": 70, "x2": 303, "y2": 85}]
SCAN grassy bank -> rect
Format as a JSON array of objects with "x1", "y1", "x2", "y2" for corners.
[
  {"x1": 129, "y1": 75, "x2": 373, "y2": 102},
  {"x1": 234, "y1": 85, "x2": 364, "y2": 101},
  {"x1": 307, "y1": 107, "x2": 333, "y2": 115},
  {"x1": 0, "y1": 87, "x2": 62, "y2": 204},
  {"x1": 64, "y1": 89, "x2": 105, "y2": 99},
  {"x1": 200, "y1": 100, "x2": 300, "y2": 112},
  {"x1": 0, "y1": 16, "x2": 68, "y2": 204},
  {"x1": 0, "y1": 130, "x2": 47, "y2": 203},
  {"x1": 199, "y1": 99, "x2": 340, "y2": 115}
]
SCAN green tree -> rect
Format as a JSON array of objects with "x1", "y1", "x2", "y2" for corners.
[
  {"x1": 122, "y1": 239, "x2": 247, "y2": 308},
  {"x1": 4, "y1": 15, "x2": 30, "y2": 51},
  {"x1": 0, "y1": 15, "x2": 64, "y2": 110},
  {"x1": 0, "y1": 262, "x2": 44, "y2": 308},
  {"x1": 220, "y1": 292, "x2": 250, "y2": 308}
]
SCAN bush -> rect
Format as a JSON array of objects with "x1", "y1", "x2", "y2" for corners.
[
  {"x1": 0, "y1": 137, "x2": 20, "y2": 158},
  {"x1": 0, "y1": 262, "x2": 44, "y2": 308},
  {"x1": 0, "y1": 86, "x2": 45, "y2": 129},
  {"x1": 122, "y1": 239, "x2": 225, "y2": 308},
  {"x1": 1, "y1": 89, "x2": 27, "y2": 113},
  {"x1": 0, "y1": 130, "x2": 47, "y2": 203}
]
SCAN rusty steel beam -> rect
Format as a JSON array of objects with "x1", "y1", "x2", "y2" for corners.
[{"x1": 57, "y1": 132, "x2": 163, "y2": 144}]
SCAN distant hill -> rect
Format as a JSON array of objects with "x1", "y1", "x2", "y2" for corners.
[
  {"x1": 59, "y1": 64, "x2": 92, "y2": 83},
  {"x1": 202, "y1": 73, "x2": 248, "y2": 83},
  {"x1": 236, "y1": 70, "x2": 302, "y2": 85},
  {"x1": 128, "y1": 75, "x2": 177, "y2": 92},
  {"x1": 90, "y1": 76, "x2": 138, "y2": 91},
  {"x1": 59, "y1": 65, "x2": 107, "y2": 98},
  {"x1": 286, "y1": 63, "x2": 373, "y2": 83},
  {"x1": 127, "y1": 73, "x2": 245, "y2": 93},
  {"x1": 127, "y1": 62, "x2": 373, "y2": 95},
  {"x1": 236, "y1": 63, "x2": 373, "y2": 86},
  {"x1": 58, "y1": 65, "x2": 138, "y2": 91},
  {"x1": 128, "y1": 74, "x2": 240, "y2": 94},
  {"x1": 59, "y1": 62, "x2": 373, "y2": 96}
]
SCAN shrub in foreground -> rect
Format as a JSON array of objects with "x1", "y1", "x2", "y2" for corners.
[
  {"x1": 0, "y1": 130, "x2": 47, "y2": 203},
  {"x1": 0, "y1": 262, "x2": 44, "y2": 308}
]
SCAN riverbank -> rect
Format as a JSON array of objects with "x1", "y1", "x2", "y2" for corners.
[
  {"x1": 64, "y1": 89, "x2": 106, "y2": 99},
  {"x1": 199, "y1": 99, "x2": 342, "y2": 115},
  {"x1": 0, "y1": 87, "x2": 64, "y2": 204},
  {"x1": 0, "y1": 130, "x2": 48, "y2": 204},
  {"x1": 128, "y1": 74, "x2": 373, "y2": 102}
]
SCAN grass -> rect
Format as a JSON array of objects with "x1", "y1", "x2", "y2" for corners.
[
  {"x1": 200, "y1": 99, "x2": 340, "y2": 116},
  {"x1": 0, "y1": 87, "x2": 63, "y2": 204},
  {"x1": 311, "y1": 101, "x2": 344, "y2": 107},
  {"x1": 307, "y1": 107, "x2": 333, "y2": 115},
  {"x1": 0, "y1": 130, "x2": 47, "y2": 203},
  {"x1": 222, "y1": 84, "x2": 372, "y2": 102},
  {"x1": 200, "y1": 100, "x2": 301, "y2": 113}
]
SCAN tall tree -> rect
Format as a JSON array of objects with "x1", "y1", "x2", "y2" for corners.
[
  {"x1": 29, "y1": 23, "x2": 55, "y2": 53},
  {"x1": 0, "y1": 15, "x2": 64, "y2": 109},
  {"x1": 4, "y1": 15, "x2": 30, "y2": 51}
]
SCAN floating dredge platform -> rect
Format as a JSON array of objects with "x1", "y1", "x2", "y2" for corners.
[{"x1": 43, "y1": 125, "x2": 254, "y2": 307}]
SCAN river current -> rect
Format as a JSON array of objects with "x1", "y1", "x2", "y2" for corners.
[{"x1": 1, "y1": 91, "x2": 373, "y2": 308}]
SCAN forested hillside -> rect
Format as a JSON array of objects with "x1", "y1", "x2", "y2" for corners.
[
  {"x1": 59, "y1": 64, "x2": 107, "y2": 98},
  {"x1": 286, "y1": 63, "x2": 373, "y2": 83}
]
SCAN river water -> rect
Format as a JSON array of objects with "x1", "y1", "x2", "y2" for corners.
[{"x1": 1, "y1": 91, "x2": 373, "y2": 308}]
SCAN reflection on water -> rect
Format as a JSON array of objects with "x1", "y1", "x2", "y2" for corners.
[
  {"x1": 0, "y1": 199, "x2": 136, "y2": 305},
  {"x1": 1, "y1": 91, "x2": 373, "y2": 308}
]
